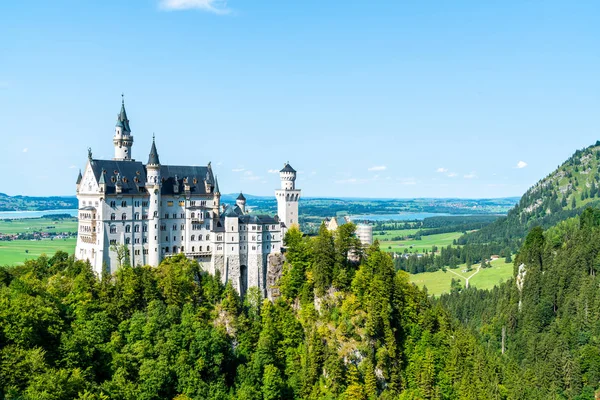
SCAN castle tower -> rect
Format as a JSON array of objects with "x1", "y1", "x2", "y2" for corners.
[
  {"x1": 213, "y1": 176, "x2": 221, "y2": 218},
  {"x1": 275, "y1": 162, "x2": 301, "y2": 229},
  {"x1": 147, "y1": 135, "x2": 161, "y2": 267},
  {"x1": 113, "y1": 95, "x2": 134, "y2": 161},
  {"x1": 236, "y1": 192, "x2": 246, "y2": 214}
]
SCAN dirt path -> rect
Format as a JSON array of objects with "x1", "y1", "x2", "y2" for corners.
[{"x1": 447, "y1": 266, "x2": 481, "y2": 288}]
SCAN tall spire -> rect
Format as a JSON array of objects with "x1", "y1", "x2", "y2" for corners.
[
  {"x1": 214, "y1": 176, "x2": 220, "y2": 194},
  {"x1": 116, "y1": 94, "x2": 131, "y2": 132},
  {"x1": 76, "y1": 169, "x2": 82, "y2": 184},
  {"x1": 147, "y1": 134, "x2": 160, "y2": 165}
]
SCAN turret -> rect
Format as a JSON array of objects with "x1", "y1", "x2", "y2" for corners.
[
  {"x1": 113, "y1": 95, "x2": 134, "y2": 161},
  {"x1": 236, "y1": 192, "x2": 246, "y2": 214},
  {"x1": 147, "y1": 135, "x2": 162, "y2": 267},
  {"x1": 279, "y1": 162, "x2": 297, "y2": 190},
  {"x1": 213, "y1": 176, "x2": 221, "y2": 216}
]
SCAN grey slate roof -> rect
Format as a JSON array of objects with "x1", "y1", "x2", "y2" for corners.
[
  {"x1": 90, "y1": 159, "x2": 146, "y2": 194},
  {"x1": 147, "y1": 137, "x2": 160, "y2": 165},
  {"x1": 239, "y1": 214, "x2": 279, "y2": 224},
  {"x1": 214, "y1": 176, "x2": 220, "y2": 194},
  {"x1": 159, "y1": 165, "x2": 214, "y2": 196},
  {"x1": 76, "y1": 170, "x2": 82, "y2": 184},
  {"x1": 280, "y1": 162, "x2": 296, "y2": 173},
  {"x1": 115, "y1": 100, "x2": 131, "y2": 132},
  {"x1": 237, "y1": 192, "x2": 246, "y2": 201}
]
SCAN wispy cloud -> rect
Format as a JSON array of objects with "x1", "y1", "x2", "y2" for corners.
[
  {"x1": 447, "y1": 172, "x2": 458, "y2": 178},
  {"x1": 242, "y1": 170, "x2": 262, "y2": 181},
  {"x1": 368, "y1": 165, "x2": 387, "y2": 172},
  {"x1": 232, "y1": 168, "x2": 245, "y2": 172},
  {"x1": 436, "y1": 167, "x2": 448, "y2": 173},
  {"x1": 397, "y1": 177, "x2": 417, "y2": 185},
  {"x1": 158, "y1": 0, "x2": 231, "y2": 14},
  {"x1": 335, "y1": 178, "x2": 359, "y2": 184},
  {"x1": 267, "y1": 169, "x2": 279, "y2": 174},
  {"x1": 464, "y1": 172, "x2": 477, "y2": 179},
  {"x1": 22, "y1": 148, "x2": 28, "y2": 153},
  {"x1": 68, "y1": 165, "x2": 77, "y2": 169},
  {"x1": 516, "y1": 161, "x2": 528, "y2": 169}
]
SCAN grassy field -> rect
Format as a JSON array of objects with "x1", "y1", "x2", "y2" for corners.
[
  {"x1": 0, "y1": 238, "x2": 77, "y2": 266},
  {"x1": 377, "y1": 231, "x2": 463, "y2": 253},
  {"x1": 408, "y1": 258, "x2": 514, "y2": 297},
  {"x1": 0, "y1": 217, "x2": 78, "y2": 234}
]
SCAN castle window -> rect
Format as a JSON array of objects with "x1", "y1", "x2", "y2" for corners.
[
  {"x1": 173, "y1": 236, "x2": 176, "y2": 241},
  {"x1": 206, "y1": 234, "x2": 210, "y2": 240},
  {"x1": 121, "y1": 213, "x2": 126, "y2": 220},
  {"x1": 181, "y1": 213, "x2": 185, "y2": 218},
  {"x1": 110, "y1": 201, "x2": 116, "y2": 207},
  {"x1": 199, "y1": 246, "x2": 202, "y2": 251},
  {"x1": 154, "y1": 211, "x2": 158, "y2": 217},
  {"x1": 179, "y1": 201, "x2": 184, "y2": 206},
  {"x1": 160, "y1": 225, "x2": 166, "y2": 231},
  {"x1": 231, "y1": 227, "x2": 233, "y2": 231},
  {"x1": 125, "y1": 225, "x2": 131, "y2": 233},
  {"x1": 181, "y1": 224, "x2": 184, "y2": 230},
  {"x1": 110, "y1": 225, "x2": 117, "y2": 234},
  {"x1": 167, "y1": 201, "x2": 174, "y2": 207},
  {"x1": 165, "y1": 247, "x2": 169, "y2": 253},
  {"x1": 135, "y1": 201, "x2": 140, "y2": 207},
  {"x1": 110, "y1": 239, "x2": 117, "y2": 245},
  {"x1": 192, "y1": 246, "x2": 195, "y2": 252},
  {"x1": 207, "y1": 246, "x2": 210, "y2": 251},
  {"x1": 199, "y1": 234, "x2": 203, "y2": 240},
  {"x1": 142, "y1": 201, "x2": 148, "y2": 207},
  {"x1": 173, "y1": 224, "x2": 177, "y2": 230},
  {"x1": 173, "y1": 246, "x2": 177, "y2": 253},
  {"x1": 165, "y1": 213, "x2": 169, "y2": 219},
  {"x1": 134, "y1": 213, "x2": 139, "y2": 220},
  {"x1": 125, "y1": 237, "x2": 130, "y2": 244},
  {"x1": 181, "y1": 246, "x2": 184, "y2": 252},
  {"x1": 110, "y1": 213, "x2": 116, "y2": 220},
  {"x1": 143, "y1": 225, "x2": 147, "y2": 232},
  {"x1": 143, "y1": 238, "x2": 147, "y2": 243},
  {"x1": 121, "y1": 201, "x2": 127, "y2": 207},
  {"x1": 173, "y1": 213, "x2": 176, "y2": 219},
  {"x1": 191, "y1": 212, "x2": 195, "y2": 218},
  {"x1": 191, "y1": 235, "x2": 195, "y2": 241},
  {"x1": 165, "y1": 236, "x2": 169, "y2": 242},
  {"x1": 143, "y1": 249, "x2": 148, "y2": 255}
]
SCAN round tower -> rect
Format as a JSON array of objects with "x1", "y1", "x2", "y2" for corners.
[
  {"x1": 275, "y1": 162, "x2": 301, "y2": 229},
  {"x1": 113, "y1": 95, "x2": 134, "y2": 161},
  {"x1": 147, "y1": 135, "x2": 161, "y2": 267}
]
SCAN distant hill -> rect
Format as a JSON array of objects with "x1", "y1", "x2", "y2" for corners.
[
  {"x1": 459, "y1": 141, "x2": 600, "y2": 249},
  {"x1": 0, "y1": 193, "x2": 78, "y2": 212}
]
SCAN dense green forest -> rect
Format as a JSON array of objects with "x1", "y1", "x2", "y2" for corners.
[
  {"x1": 0, "y1": 224, "x2": 505, "y2": 399},
  {"x1": 440, "y1": 208, "x2": 600, "y2": 399},
  {"x1": 3, "y1": 211, "x2": 600, "y2": 398}
]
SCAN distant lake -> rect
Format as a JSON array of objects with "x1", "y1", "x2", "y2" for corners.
[
  {"x1": 0, "y1": 209, "x2": 78, "y2": 219},
  {"x1": 349, "y1": 212, "x2": 452, "y2": 222}
]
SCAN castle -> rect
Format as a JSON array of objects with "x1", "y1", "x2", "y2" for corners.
[{"x1": 75, "y1": 98, "x2": 300, "y2": 296}]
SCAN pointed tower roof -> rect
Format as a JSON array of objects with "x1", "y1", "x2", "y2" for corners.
[
  {"x1": 237, "y1": 192, "x2": 246, "y2": 201},
  {"x1": 115, "y1": 95, "x2": 131, "y2": 132},
  {"x1": 98, "y1": 170, "x2": 106, "y2": 185},
  {"x1": 214, "y1": 176, "x2": 220, "y2": 194},
  {"x1": 76, "y1": 169, "x2": 82, "y2": 184},
  {"x1": 280, "y1": 162, "x2": 296, "y2": 173},
  {"x1": 147, "y1": 135, "x2": 160, "y2": 165}
]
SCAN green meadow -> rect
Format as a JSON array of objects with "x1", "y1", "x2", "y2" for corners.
[
  {"x1": 408, "y1": 258, "x2": 514, "y2": 297},
  {"x1": 0, "y1": 238, "x2": 77, "y2": 266},
  {"x1": 376, "y1": 231, "x2": 463, "y2": 253},
  {"x1": 0, "y1": 217, "x2": 78, "y2": 235}
]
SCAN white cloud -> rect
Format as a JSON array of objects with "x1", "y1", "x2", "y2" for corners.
[
  {"x1": 397, "y1": 177, "x2": 417, "y2": 185},
  {"x1": 158, "y1": 0, "x2": 231, "y2": 14},
  {"x1": 68, "y1": 165, "x2": 77, "y2": 169},
  {"x1": 232, "y1": 168, "x2": 245, "y2": 172},
  {"x1": 216, "y1": 161, "x2": 223, "y2": 166},
  {"x1": 267, "y1": 169, "x2": 279, "y2": 174},
  {"x1": 22, "y1": 148, "x2": 28, "y2": 153},
  {"x1": 368, "y1": 165, "x2": 387, "y2": 172},
  {"x1": 516, "y1": 161, "x2": 528, "y2": 169},
  {"x1": 335, "y1": 178, "x2": 359, "y2": 184},
  {"x1": 436, "y1": 167, "x2": 448, "y2": 173},
  {"x1": 447, "y1": 172, "x2": 458, "y2": 178},
  {"x1": 464, "y1": 172, "x2": 477, "y2": 179}
]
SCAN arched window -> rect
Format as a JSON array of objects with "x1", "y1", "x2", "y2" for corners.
[
  {"x1": 125, "y1": 225, "x2": 131, "y2": 233},
  {"x1": 110, "y1": 213, "x2": 116, "y2": 220},
  {"x1": 191, "y1": 212, "x2": 195, "y2": 218},
  {"x1": 206, "y1": 234, "x2": 210, "y2": 240},
  {"x1": 110, "y1": 225, "x2": 116, "y2": 233},
  {"x1": 207, "y1": 245, "x2": 210, "y2": 251},
  {"x1": 125, "y1": 237, "x2": 130, "y2": 244},
  {"x1": 134, "y1": 225, "x2": 140, "y2": 233},
  {"x1": 134, "y1": 212, "x2": 139, "y2": 220},
  {"x1": 192, "y1": 246, "x2": 195, "y2": 252},
  {"x1": 121, "y1": 213, "x2": 126, "y2": 220},
  {"x1": 191, "y1": 235, "x2": 195, "y2": 241},
  {"x1": 181, "y1": 246, "x2": 184, "y2": 252},
  {"x1": 199, "y1": 234, "x2": 203, "y2": 240},
  {"x1": 173, "y1": 246, "x2": 177, "y2": 253},
  {"x1": 154, "y1": 211, "x2": 158, "y2": 217}
]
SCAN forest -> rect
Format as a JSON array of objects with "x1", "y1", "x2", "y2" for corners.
[{"x1": 2, "y1": 213, "x2": 600, "y2": 399}]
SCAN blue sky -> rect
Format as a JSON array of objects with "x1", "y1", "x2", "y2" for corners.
[{"x1": 1, "y1": 0, "x2": 599, "y2": 198}]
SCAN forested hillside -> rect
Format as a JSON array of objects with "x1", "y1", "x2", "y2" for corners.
[
  {"x1": 459, "y1": 142, "x2": 600, "y2": 251},
  {"x1": 440, "y1": 208, "x2": 600, "y2": 399},
  {"x1": 0, "y1": 224, "x2": 508, "y2": 400}
]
